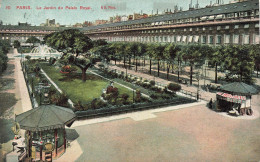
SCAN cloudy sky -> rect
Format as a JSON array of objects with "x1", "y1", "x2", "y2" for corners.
[{"x1": 0, "y1": 0, "x2": 226, "y2": 25}]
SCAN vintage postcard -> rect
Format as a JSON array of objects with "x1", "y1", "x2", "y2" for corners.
[{"x1": 0, "y1": 0, "x2": 259, "y2": 161}]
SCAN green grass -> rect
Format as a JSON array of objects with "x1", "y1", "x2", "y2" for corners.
[{"x1": 40, "y1": 63, "x2": 133, "y2": 104}]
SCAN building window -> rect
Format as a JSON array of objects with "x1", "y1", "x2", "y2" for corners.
[
  {"x1": 254, "y1": 34, "x2": 260, "y2": 44},
  {"x1": 216, "y1": 35, "x2": 222, "y2": 44},
  {"x1": 224, "y1": 35, "x2": 230, "y2": 44},
  {"x1": 177, "y1": 36, "x2": 181, "y2": 42},
  {"x1": 233, "y1": 34, "x2": 239, "y2": 44},
  {"x1": 182, "y1": 36, "x2": 187, "y2": 42},
  {"x1": 164, "y1": 36, "x2": 168, "y2": 42},
  {"x1": 217, "y1": 26, "x2": 221, "y2": 30},
  {"x1": 173, "y1": 36, "x2": 177, "y2": 42},
  {"x1": 189, "y1": 28, "x2": 192, "y2": 31},
  {"x1": 209, "y1": 35, "x2": 214, "y2": 44},
  {"x1": 203, "y1": 27, "x2": 206, "y2": 31},
  {"x1": 160, "y1": 36, "x2": 163, "y2": 42},
  {"x1": 168, "y1": 36, "x2": 171, "y2": 42},
  {"x1": 202, "y1": 35, "x2": 207, "y2": 44},
  {"x1": 188, "y1": 36, "x2": 193, "y2": 43},
  {"x1": 234, "y1": 25, "x2": 239, "y2": 29},
  {"x1": 244, "y1": 24, "x2": 249, "y2": 28},
  {"x1": 256, "y1": 9, "x2": 259, "y2": 16},
  {"x1": 194, "y1": 36, "x2": 200, "y2": 43},
  {"x1": 225, "y1": 25, "x2": 229, "y2": 29},
  {"x1": 255, "y1": 23, "x2": 259, "y2": 28},
  {"x1": 243, "y1": 35, "x2": 250, "y2": 44}
]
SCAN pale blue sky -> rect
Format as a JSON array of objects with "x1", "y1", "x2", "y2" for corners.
[{"x1": 0, "y1": 0, "x2": 226, "y2": 25}]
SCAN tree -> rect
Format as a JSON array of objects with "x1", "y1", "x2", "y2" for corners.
[
  {"x1": 249, "y1": 45, "x2": 260, "y2": 78},
  {"x1": 26, "y1": 36, "x2": 40, "y2": 47},
  {"x1": 93, "y1": 39, "x2": 108, "y2": 47},
  {"x1": 44, "y1": 29, "x2": 93, "y2": 57},
  {"x1": 146, "y1": 43, "x2": 155, "y2": 75},
  {"x1": 125, "y1": 42, "x2": 139, "y2": 69},
  {"x1": 93, "y1": 44, "x2": 115, "y2": 65},
  {"x1": 13, "y1": 40, "x2": 21, "y2": 49},
  {"x1": 224, "y1": 45, "x2": 255, "y2": 84},
  {"x1": 67, "y1": 54, "x2": 96, "y2": 81},
  {"x1": 0, "y1": 40, "x2": 10, "y2": 74},
  {"x1": 116, "y1": 43, "x2": 127, "y2": 68},
  {"x1": 136, "y1": 43, "x2": 147, "y2": 71},
  {"x1": 209, "y1": 45, "x2": 225, "y2": 83},
  {"x1": 153, "y1": 44, "x2": 165, "y2": 77},
  {"x1": 182, "y1": 44, "x2": 202, "y2": 85},
  {"x1": 44, "y1": 29, "x2": 94, "y2": 81},
  {"x1": 0, "y1": 40, "x2": 10, "y2": 54},
  {"x1": 0, "y1": 50, "x2": 8, "y2": 73},
  {"x1": 109, "y1": 43, "x2": 120, "y2": 65},
  {"x1": 176, "y1": 45, "x2": 183, "y2": 82},
  {"x1": 163, "y1": 43, "x2": 180, "y2": 80}
]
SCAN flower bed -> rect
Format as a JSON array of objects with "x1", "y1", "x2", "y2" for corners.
[
  {"x1": 99, "y1": 67, "x2": 182, "y2": 101},
  {"x1": 22, "y1": 59, "x2": 70, "y2": 108}
]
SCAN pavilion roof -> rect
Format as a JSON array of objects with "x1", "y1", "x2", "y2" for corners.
[
  {"x1": 220, "y1": 82, "x2": 258, "y2": 95},
  {"x1": 16, "y1": 105, "x2": 76, "y2": 132}
]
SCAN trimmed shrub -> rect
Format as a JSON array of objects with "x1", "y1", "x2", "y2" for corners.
[
  {"x1": 150, "y1": 80, "x2": 155, "y2": 86},
  {"x1": 121, "y1": 93, "x2": 129, "y2": 101},
  {"x1": 135, "y1": 89, "x2": 142, "y2": 103},
  {"x1": 161, "y1": 93, "x2": 171, "y2": 100},
  {"x1": 150, "y1": 86, "x2": 158, "y2": 91},
  {"x1": 167, "y1": 83, "x2": 181, "y2": 92},
  {"x1": 150, "y1": 93, "x2": 160, "y2": 99},
  {"x1": 25, "y1": 55, "x2": 31, "y2": 61},
  {"x1": 55, "y1": 93, "x2": 68, "y2": 107},
  {"x1": 48, "y1": 86, "x2": 57, "y2": 96},
  {"x1": 115, "y1": 98, "x2": 124, "y2": 105},
  {"x1": 75, "y1": 101, "x2": 84, "y2": 111},
  {"x1": 106, "y1": 86, "x2": 119, "y2": 97}
]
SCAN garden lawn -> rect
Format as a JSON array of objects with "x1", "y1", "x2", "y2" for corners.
[{"x1": 40, "y1": 63, "x2": 133, "y2": 104}]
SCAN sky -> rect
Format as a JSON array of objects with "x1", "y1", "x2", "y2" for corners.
[{"x1": 0, "y1": 0, "x2": 226, "y2": 26}]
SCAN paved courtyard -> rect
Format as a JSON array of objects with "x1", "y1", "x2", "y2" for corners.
[{"x1": 66, "y1": 93, "x2": 260, "y2": 162}]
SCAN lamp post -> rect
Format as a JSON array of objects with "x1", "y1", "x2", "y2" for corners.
[
  {"x1": 196, "y1": 72, "x2": 201, "y2": 101},
  {"x1": 132, "y1": 89, "x2": 135, "y2": 103},
  {"x1": 125, "y1": 67, "x2": 128, "y2": 79},
  {"x1": 203, "y1": 60, "x2": 208, "y2": 88}
]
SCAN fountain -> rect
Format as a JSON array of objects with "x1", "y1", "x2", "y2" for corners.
[{"x1": 20, "y1": 45, "x2": 61, "y2": 59}]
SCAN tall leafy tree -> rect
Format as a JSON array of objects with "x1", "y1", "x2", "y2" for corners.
[
  {"x1": 92, "y1": 39, "x2": 108, "y2": 47},
  {"x1": 64, "y1": 54, "x2": 96, "y2": 81},
  {"x1": 146, "y1": 43, "x2": 155, "y2": 75},
  {"x1": 125, "y1": 42, "x2": 139, "y2": 69},
  {"x1": 153, "y1": 44, "x2": 165, "y2": 77},
  {"x1": 224, "y1": 45, "x2": 255, "y2": 83},
  {"x1": 176, "y1": 45, "x2": 183, "y2": 82},
  {"x1": 163, "y1": 43, "x2": 179, "y2": 80},
  {"x1": 182, "y1": 44, "x2": 202, "y2": 85},
  {"x1": 0, "y1": 40, "x2": 10, "y2": 74},
  {"x1": 249, "y1": 45, "x2": 260, "y2": 78},
  {"x1": 136, "y1": 43, "x2": 147, "y2": 71},
  {"x1": 13, "y1": 40, "x2": 21, "y2": 49},
  {"x1": 26, "y1": 36, "x2": 40, "y2": 47},
  {"x1": 209, "y1": 45, "x2": 225, "y2": 83},
  {"x1": 44, "y1": 29, "x2": 94, "y2": 81},
  {"x1": 44, "y1": 29, "x2": 93, "y2": 57}
]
